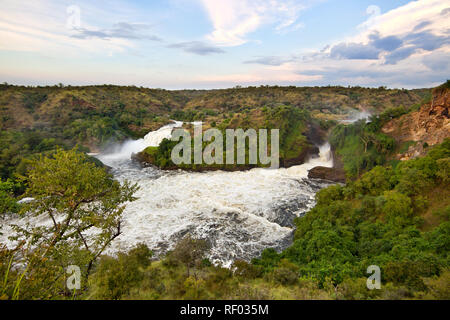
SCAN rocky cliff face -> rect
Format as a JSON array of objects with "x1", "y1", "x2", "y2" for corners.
[{"x1": 382, "y1": 86, "x2": 449, "y2": 160}]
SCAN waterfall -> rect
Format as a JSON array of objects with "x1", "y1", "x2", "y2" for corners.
[{"x1": 97, "y1": 121, "x2": 182, "y2": 165}]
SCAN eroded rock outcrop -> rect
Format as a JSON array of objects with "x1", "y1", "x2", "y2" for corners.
[
  {"x1": 308, "y1": 146, "x2": 346, "y2": 183},
  {"x1": 308, "y1": 166, "x2": 346, "y2": 183},
  {"x1": 382, "y1": 85, "x2": 449, "y2": 160}
]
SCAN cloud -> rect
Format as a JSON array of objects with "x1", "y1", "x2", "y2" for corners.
[
  {"x1": 295, "y1": 56, "x2": 448, "y2": 88},
  {"x1": 71, "y1": 22, "x2": 162, "y2": 41},
  {"x1": 381, "y1": 31, "x2": 450, "y2": 64},
  {"x1": 441, "y1": 8, "x2": 450, "y2": 15},
  {"x1": 404, "y1": 31, "x2": 450, "y2": 51},
  {"x1": 413, "y1": 21, "x2": 432, "y2": 32},
  {"x1": 245, "y1": 32, "x2": 405, "y2": 64},
  {"x1": 199, "y1": 0, "x2": 309, "y2": 46},
  {"x1": 240, "y1": 0, "x2": 450, "y2": 90},
  {"x1": 330, "y1": 42, "x2": 381, "y2": 60},
  {"x1": 326, "y1": 29, "x2": 449, "y2": 64},
  {"x1": 370, "y1": 33, "x2": 403, "y2": 51},
  {"x1": 167, "y1": 41, "x2": 225, "y2": 55},
  {"x1": 422, "y1": 51, "x2": 450, "y2": 72},
  {"x1": 383, "y1": 46, "x2": 417, "y2": 65},
  {"x1": 247, "y1": 1, "x2": 450, "y2": 88},
  {"x1": 243, "y1": 56, "x2": 294, "y2": 66},
  {"x1": 0, "y1": 0, "x2": 161, "y2": 58}
]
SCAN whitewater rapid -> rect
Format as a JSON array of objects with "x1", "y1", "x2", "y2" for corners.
[
  {"x1": 0, "y1": 122, "x2": 334, "y2": 266},
  {"x1": 97, "y1": 121, "x2": 183, "y2": 165},
  {"x1": 96, "y1": 122, "x2": 334, "y2": 266}
]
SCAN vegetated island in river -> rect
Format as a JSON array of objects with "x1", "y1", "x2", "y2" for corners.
[
  {"x1": 132, "y1": 105, "x2": 339, "y2": 178},
  {"x1": 132, "y1": 105, "x2": 348, "y2": 182}
]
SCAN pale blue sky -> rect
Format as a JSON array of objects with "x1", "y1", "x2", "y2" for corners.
[{"x1": 0, "y1": 0, "x2": 448, "y2": 89}]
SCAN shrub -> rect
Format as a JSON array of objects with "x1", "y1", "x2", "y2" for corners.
[{"x1": 90, "y1": 243, "x2": 152, "y2": 299}]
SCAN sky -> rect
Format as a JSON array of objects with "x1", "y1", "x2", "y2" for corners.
[{"x1": 0, "y1": 0, "x2": 449, "y2": 89}]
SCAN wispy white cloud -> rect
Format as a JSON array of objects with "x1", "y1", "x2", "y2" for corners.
[
  {"x1": 167, "y1": 41, "x2": 225, "y2": 55},
  {"x1": 0, "y1": 0, "x2": 157, "y2": 57},
  {"x1": 71, "y1": 22, "x2": 162, "y2": 41},
  {"x1": 199, "y1": 0, "x2": 310, "y2": 46}
]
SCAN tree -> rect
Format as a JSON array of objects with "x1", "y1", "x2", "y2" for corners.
[
  {"x1": 0, "y1": 179, "x2": 19, "y2": 218},
  {"x1": 11, "y1": 148, "x2": 139, "y2": 285},
  {"x1": 171, "y1": 235, "x2": 210, "y2": 277}
]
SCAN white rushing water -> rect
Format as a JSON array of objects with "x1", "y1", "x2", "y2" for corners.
[
  {"x1": 97, "y1": 121, "x2": 183, "y2": 165},
  {"x1": 96, "y1": 122, "x2": 334, "y2": 266},
  {"x1": 1, "y1": 122, "x2": 334, "y2": 266}
]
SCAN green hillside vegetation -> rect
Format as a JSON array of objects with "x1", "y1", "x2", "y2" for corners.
[
  {"x1": 181, "y1": 85, "x2": 429, "y2": 119},
  {"x1": 1, "y1": 83, "x2": 428, "y2": 149},
  {"x1": 251, "y1": 138, "x2": 450, "y2": 298}
]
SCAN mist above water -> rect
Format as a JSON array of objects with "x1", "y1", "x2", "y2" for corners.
[{"x1": 341, "y1": 110, "x2": 372, "y2": 124}]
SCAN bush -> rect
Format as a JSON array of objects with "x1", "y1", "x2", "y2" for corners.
[
  {"x1": 90, "y1": 243, "x2": 152, "y2": 299},
  {"x1": 171, "y1": 236, "x2": 210, "y2": 277},
  {"x1": 272, "y1": 260, "x2": 299, "y2": 285},
  {"x1": 232, "y1": 260, "x2": 263, "y2": 279}
]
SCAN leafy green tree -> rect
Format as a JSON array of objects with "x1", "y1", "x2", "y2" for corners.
[
  {"x1": 171, "y1": 235, "x2": 210, "y2": 277},
  {"x1": 382, "y1": 191, "x2": 413, "y2": 224},
  {"x1": 11, "y1": 148, "x2": 139, "y2": 283},
  {"x1": 353, "y1": 166, "x2": 392, "y2": 196},
  {"x1": 0, "y1": 179, "x2": 19, "y2": 217}
]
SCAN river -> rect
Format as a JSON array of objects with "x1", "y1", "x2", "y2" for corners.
[
  {"x1": 1, "y1": 122, "x2": 333, "y2": 266},
  {"x1": 96, "y1": 122, "x2": 334, "y2": 266}
]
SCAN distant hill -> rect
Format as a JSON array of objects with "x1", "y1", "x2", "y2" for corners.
[
  {"x1": 0, "y1": 83, "x2": 429, "y2": 150},
  {"x1": 0, "y1": 83, "x2": 432, "y2": 181}
]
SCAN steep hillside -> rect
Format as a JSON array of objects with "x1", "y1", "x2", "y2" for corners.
[{"x1": 382, "y1": 81, "x2": 449, "y2": 160}]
